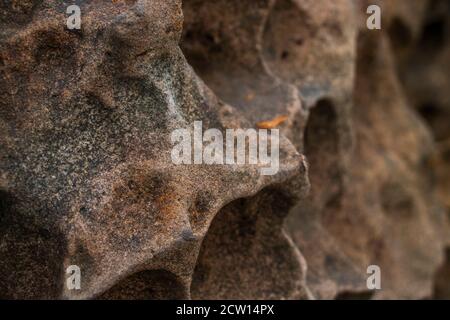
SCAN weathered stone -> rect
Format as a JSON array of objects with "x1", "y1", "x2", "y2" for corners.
[{"x1": 0, "y1": 0, "x2": 448, "y2": 299}]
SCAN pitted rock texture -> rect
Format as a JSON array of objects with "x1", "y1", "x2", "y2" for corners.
[{"x1": 0, "y1": 0, "x2": 449, "y2": 299}]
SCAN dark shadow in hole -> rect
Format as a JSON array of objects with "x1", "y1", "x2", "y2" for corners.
[
  {"x1": 388, "y1": 17, "x2": 412, "y2": 50},
  {"x1": 419, "y1": 103, "x2": 441, "y2": 122},
  {"x1": 433, "y1": 248, "x2": 450, "y2": 300},
  {"x1": 419, "y1": 18, "x2": 446, "y2": 52},
  {"x1": 179, "y1": 0, "x2": 227, "y2": 77},
  {"x1": 418, "y1": 102, "x2": 450, "y2": 141},
  {"x1": 304, "y1": 99, "x2": 339, "y2": 162},
  {"x1": 97, "y1": 269, "x2": 185, "y2": 300},
  {"x1": 304, "y1": 99, "x2": 341, "y2": 205}
]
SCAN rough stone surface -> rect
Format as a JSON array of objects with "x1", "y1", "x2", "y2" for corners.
[{"x1": 0, "y1": 0, "x2": 449, "y2": 299}]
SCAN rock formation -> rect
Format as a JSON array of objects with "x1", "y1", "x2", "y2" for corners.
[{"x1": 0, "y1": 0, "x2": 448, "y2": 299}]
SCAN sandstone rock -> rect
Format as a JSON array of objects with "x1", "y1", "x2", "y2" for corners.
[{"x1": 0, "y1": 0, "x2": 448, "y2": 299}]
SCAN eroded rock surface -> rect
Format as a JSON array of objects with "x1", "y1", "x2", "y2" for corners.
[{"x1": 0, "y1": 0, "x2": 448, "y2": 299}]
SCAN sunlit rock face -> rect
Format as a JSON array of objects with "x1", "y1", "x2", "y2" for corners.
[{"x1": 0, "y1": 0, "x2": 448, "y2": 299}]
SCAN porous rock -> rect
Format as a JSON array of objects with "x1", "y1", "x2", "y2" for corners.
[{"x1": 0, "y1": 0, "x2": 448, "y2": 299}]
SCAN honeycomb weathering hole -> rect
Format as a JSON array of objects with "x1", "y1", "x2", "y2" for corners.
[
  {"x1": 262, "y1": 0, "x2": 311, "y2": 83},
  {"x1": 304, "y1": 99, "x2": 341, "y2": 204},
  {"x1": 388, "y1": 17, "x2": 413, "y2": 50},
  {"x1": 191, "y1": 188, "x2": 307, "y2": 300}
]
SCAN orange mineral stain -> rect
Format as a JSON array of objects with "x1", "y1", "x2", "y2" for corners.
[{"x1": 256, "y1": 115, "x2": 289, "y2": 129}]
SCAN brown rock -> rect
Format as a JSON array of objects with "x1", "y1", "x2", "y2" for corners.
[{"x1": 0, "y1": 0, "x2": 448, "y2": 299}]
